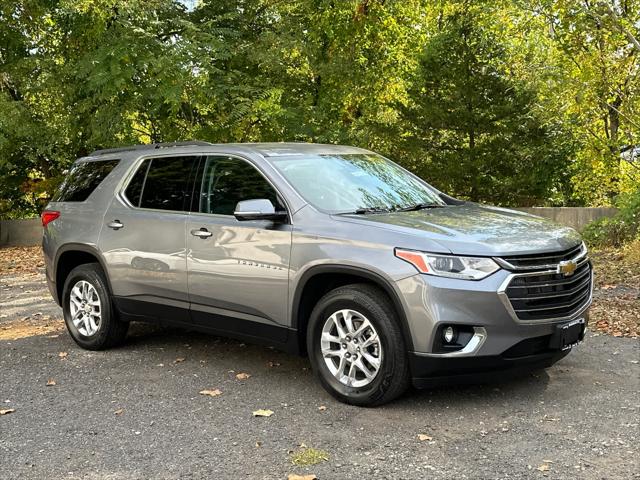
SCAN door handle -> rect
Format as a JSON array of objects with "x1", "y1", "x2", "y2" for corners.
[
  {"x1": 191, "y1": 228, "x2": 213, "y2": 238},
  {"x1": 107, "y1": 220, "x2": 124, "y2": 230}
]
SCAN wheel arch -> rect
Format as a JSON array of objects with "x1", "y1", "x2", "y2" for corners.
[
  {"x1": 291, "y1": 265, "x2": 414, "y2": 355},
  {"x1": 54, "y1": 243, "x2": 112, "y2": 304}
]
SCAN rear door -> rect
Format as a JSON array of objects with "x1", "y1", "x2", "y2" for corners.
[
  {"x1": 98, "y1": 154, "x2": 200, "y2": 322},
  {"x1": 186, "y1": 155, "x2": 293, "y2": 343}
]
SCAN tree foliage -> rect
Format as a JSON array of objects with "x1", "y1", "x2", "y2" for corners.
[{"x1": 0, "y1": 0, "x2": 638, "y2": 217}]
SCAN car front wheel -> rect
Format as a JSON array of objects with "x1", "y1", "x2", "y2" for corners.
[{"x1": 307, "y1": 284, "x2": 410, "y2": 406}]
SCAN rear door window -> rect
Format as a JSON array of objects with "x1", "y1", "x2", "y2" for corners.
[
  {"x1": 53, "y1": 159, "x2": 120, "y2": 202},
  {"x1": 124, "y1": 156, "x2": 199, "y2": 211}
]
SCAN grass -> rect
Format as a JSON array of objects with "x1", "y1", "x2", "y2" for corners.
[{"x1": 290, "y1": 446, "x2": 330, "y2": 466}]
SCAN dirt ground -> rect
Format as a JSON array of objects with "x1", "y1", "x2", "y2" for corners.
[{"x1": 589, "y1": 244, "x2": 640, "y2": 338}]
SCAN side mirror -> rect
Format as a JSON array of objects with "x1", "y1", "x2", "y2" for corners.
[{"x1": 234, "y1": 199, "x2": 287, "y2": 222}]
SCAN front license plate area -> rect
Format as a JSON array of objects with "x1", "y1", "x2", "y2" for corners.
[{"x1": 549, "y1": 318, "x2": 586, "y2": 351}]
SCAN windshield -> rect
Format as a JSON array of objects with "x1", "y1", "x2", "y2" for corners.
[{"x1": 270, "y1": 153, "x2": 445, "y2": 213}]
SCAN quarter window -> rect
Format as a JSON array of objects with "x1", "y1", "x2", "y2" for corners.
[
  {"x1": 199, "y1": 156, "x2": 281, "y2": 215},
  {"x1": 124, "y1": 156, "x2": 198, "y2": 211},
  {"x1": 53, "y1": 159, "x2": 120, "y2": 202}
]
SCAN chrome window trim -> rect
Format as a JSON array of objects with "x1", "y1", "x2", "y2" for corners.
[{"x1": 115, "y1": 151, "x2": 293, "y2": 221}]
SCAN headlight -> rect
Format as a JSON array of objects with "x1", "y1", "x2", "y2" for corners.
[{"x1": 394, "y1": 248, "x2": 500, "y2": 280}]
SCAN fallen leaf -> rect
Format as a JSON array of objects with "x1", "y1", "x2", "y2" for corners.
[
  {"x1": 287, "y1": 475, "x2": 317, "y2": 480},
  {"x1": 236, "y1": 372, "x2": 251, "y2": 380},
  {"x1": 0, "y1": 409, "x2": 15, "y2": 415},
  {"x1": 318, "y1": 405, "x2": 327, "y2": 411},
  {"x1": 252, "y1": 409, "x2": 274, "y2": 417},
  {"x1": 46, "y1": 379, "x2": 56, "y2": 386},
  {"x1": 537, "y1": 464, "x2": 550, "y2": 472},
  {"x1": 199, "y1": 389, "x2": 222, "y2": 397},
  {"x1": 114, "y1": 409, "x2": 124, "y2": 415},
  {"x1": 418, "y1": 434, "x2": 433, "y2": 441},
  {"x1": 174, "y1": 357, "x2": 185, "y2": 363},
  {"x1": 58, "y1": 351, "x2": 68, "y2": 359},
  {"x1": 255, "y1": 441, "x2": 262, "y2": 447}
]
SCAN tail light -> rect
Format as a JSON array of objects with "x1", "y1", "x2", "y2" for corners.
[{"x1": 41, "y1": 210, "x2": 60, "y2": 227}]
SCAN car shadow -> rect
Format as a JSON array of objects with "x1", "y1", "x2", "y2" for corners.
[{"x1": 121, "y1": 321, "x2": 554, "y2": 408}]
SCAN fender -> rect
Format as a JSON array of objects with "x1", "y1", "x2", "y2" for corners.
[
  {"x1": 54, "y1": 243, "x2": 114, "y2": 303},
  {"x1": 291, "y1": 264, "x2": 415, "y2": 351}
]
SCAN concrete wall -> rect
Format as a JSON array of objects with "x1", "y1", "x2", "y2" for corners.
[
  {"x1": 0, "y1": 219, "x2": 42, "y2": 247},
  {"x1": 514, "y1": 207, "x2": 618, "y2": 231},
  {"x1": 0, "y1": 207, "x2": 619, "y2": 247}
]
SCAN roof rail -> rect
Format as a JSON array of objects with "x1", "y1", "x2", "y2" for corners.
[{"x1": 89, "y1": 141, "x2": 213, "y2": 156}]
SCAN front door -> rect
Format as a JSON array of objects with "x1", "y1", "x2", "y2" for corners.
[
  {"x1": 186, "y1": 155, "x2": 292, "y2": 343},
  {"x1": 99, "y1": 154, "x2": 200, "y2": 322}
]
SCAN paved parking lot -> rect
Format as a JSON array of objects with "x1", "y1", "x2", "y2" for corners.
[{"x1": 1, "y1": 265, "x2": 639, "y2": 479}]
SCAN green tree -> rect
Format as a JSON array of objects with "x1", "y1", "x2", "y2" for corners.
[
  {"x1": 527, "y1": 0, "x2": 640, "y2": 204},
  {"x1": 397, "y1": 2, "x2": 575, "y2": 206},
  {"x1": 0, "y1": 0, "x2": 636, "y2": 217}
]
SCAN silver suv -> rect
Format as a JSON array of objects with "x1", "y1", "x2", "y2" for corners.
[{"x1": 42, "y1": 142, "x2": 592, "y2": 406}]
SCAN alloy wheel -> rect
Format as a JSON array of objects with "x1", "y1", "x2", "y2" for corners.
[
  {"x1": 320, "y1": 309, "x2": 383, "y2": 388},
  {"x1": 68, "y1": 280, "x2": 102, "y2": 336}
]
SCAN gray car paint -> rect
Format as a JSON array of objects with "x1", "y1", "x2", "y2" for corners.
[
  {"x1": 334, "y1": 204, "x2": 582, "y2": 256},
  {"x1": 43, "y1": 142, "x2": 590, "y2": 358}
]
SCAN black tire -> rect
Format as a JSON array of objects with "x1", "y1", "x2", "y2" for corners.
[
  {"x1": 62, "y1": 263, "x2": 128, "y2": 350},
  {"x1": 307, "y1": 283, "x2": 410, "y2": 406}
]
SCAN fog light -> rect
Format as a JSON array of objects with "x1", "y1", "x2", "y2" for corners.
[{"x1": 443, "y1": 326, "x2": 455, "y2": 343}]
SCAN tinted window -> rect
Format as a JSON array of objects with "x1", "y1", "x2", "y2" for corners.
[
  {"x1": 199, "y1": 156, "x2": 280, "y2": 215},
  {"x1": 125, "y1": 156, "x2": 197, "y2": 211},
  {"x1": 53, "y1": 159, "x2": 120, "y2": 202},
  {"x1": 124, "y1": 159, "x2": 150, "y2": 207}
]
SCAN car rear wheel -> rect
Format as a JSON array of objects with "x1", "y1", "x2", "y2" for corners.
[
  {"x1": 62, "y1": 263, "x2": 128, "y2": 350},
  {"x1": 307, "y1": 284, "x2": 410, "y2": 406}
]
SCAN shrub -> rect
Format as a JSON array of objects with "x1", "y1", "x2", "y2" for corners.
[{"x1": 582, "y1": 190, "x2": 640, "y2": 247}]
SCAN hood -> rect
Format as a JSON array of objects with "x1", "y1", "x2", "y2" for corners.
[{"x1": 333, "y1": 204, "x2": 582, "y2": 256}]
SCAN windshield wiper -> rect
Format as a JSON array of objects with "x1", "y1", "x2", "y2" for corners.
[
  {"x1": 396, "y1": 203, "x2": 446, "y2": 212},
  {"x1": 340, "y1": 207, "x2": 392, "y2": 215}
]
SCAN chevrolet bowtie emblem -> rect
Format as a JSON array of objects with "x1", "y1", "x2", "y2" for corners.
[{"x1": 557, "y1": 260, "x2": 578, "y2": 276}]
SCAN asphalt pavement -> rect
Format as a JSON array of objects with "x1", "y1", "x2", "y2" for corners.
[{"x1": 1, "y1": 270, "x2": 639, "y2": 480}]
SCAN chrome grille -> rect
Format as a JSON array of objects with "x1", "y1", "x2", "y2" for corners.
[
  {"x1": 497, "y1": 244, "x2": 593, "y2": 322},
  {"x1": 496, "y1": 243, "x2": 586, "y2": 271}
]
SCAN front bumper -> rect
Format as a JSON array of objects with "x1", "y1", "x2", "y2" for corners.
[
  {"x1": 410, "y1": 348, "x2": 570, "y2": 388},
  {"x1": 394, "y1": 269, "x2": 591, "y2": 385},
  {"x1": 409, "y1": 318, "x2": 586, "y2": 387}
]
